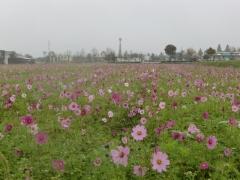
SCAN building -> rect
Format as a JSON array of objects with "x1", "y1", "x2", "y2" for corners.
[
  {"x1": 0, "y1": 50, "x2": 34, "y2": 64},
  {"x1": 214, "y1": 51, "x2": 240, "y2": 60}
]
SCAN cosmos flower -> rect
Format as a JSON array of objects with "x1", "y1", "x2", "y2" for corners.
[
  {"x1": 171, "y1": 131, "x2": 186, "y2": 142},
  {"x1": 140, "y1": 117, "x2": 147, "y2": 125},
  {"x1": 111, "y1": 146, "x2": 130, "y2": 167},
  {"x1": 195, "y1": 133, "x2": 205, "y2": 142},
  {"x1": 151, "y1": 150, "x2": 170, "y2": 173},
  {"x1": 52, "y1": 160, "x2": 65, "y2": 172},
  {"x1": 224, "y1": 148, "x2": 232, "y2": 157},
  {"x1": 206, "y1": 136, "x2": 217, "y2": 150},
  {"x1": 68, "y1": 102, "x2": 80, "y2": 111},
  {"x1": 4, "y1": 124, "x2": 13, "y2": 133},
  {"x1": 188, "y1": 123, "x2": 200, "y2": 134},
  {"x1": 93, "y1": 157, "x2": 102, "y2": 167},
  {"x1": 228, "y1": 118, "x2": 238, "y2": 127},
  {"x1": 108, "y1": 111, "x2": 114, "y2": 118},
  {"x1": 20, "y1": 115, "x2": 34, "y2": 126},
  {"x1": 131, "y1": 125, "x2": 147, "y2": 141},
  {"x1": 202, "y1": 112, "x2": 209, "y2": 120},
  {"x1": 199, "y1": 162, "x2": 209, "y2": 170},
  {"x1": 159, "y1": 102, "x2": 166, "y2": 110},
  {"x1": 133, "y1": 165, "x2": 148, "y2": 176},
  {"x1": 112, "y1": 92, "x2": 121, "y2": 104},
  {"x1": 121, "y1": 136, "x2": 128, "y2": 144},
  {"x1": 35, "y1": 132, "x2": 48, "y2": 144}
]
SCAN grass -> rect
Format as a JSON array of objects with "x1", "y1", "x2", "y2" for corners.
[
  {"x1": 0, "y1": 63, "x2": 240, "y2": 179},
  {"x1": 200, "y1": 60, "x2": 240, "y2": 68}
]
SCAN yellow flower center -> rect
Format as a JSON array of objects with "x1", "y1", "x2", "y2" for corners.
[{"x1": 157, "y1": 159, "x2": 162, "y2": 165}]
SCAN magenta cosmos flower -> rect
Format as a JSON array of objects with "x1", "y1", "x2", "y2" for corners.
[
  {"x1": 35, "y1": 132, "x2": 48, "y2": 144},
  {"x1": 206, "y1": 136, "x2": 217, "y2": 150},
  {"x1": 112, "y1": 92, "x2": 121, "y2": 104},
  {"x1": 199, "y1": 162, "x2": 209, "y2": 170},
  {"x1": 133, "y1": 165, "x2": 148, "y2": 176},
  {"x1": 131, "y1": 125, "x2": 147, "y2": 141},
  {"x1": 151, "y1": 151, "x2": 170, "y2": 173},
  {"x1": 111, "y1": 146, "x2": 130, "y2": 167},
  {"x1": 20, "y1": 115, "x2": 34, "y2": 126}
]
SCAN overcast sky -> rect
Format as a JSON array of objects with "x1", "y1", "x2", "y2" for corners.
[{"x1": 0, "y1": 0, "x2": 240, "y2": 57}]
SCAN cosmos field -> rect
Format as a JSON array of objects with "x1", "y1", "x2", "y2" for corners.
[{"x1": 0, "y1": 63, "x2": 240, "y2": 179}]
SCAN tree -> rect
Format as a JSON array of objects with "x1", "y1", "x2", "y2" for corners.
[
  {"x1": 103, "y1": 48, "x2": 116, "y2": 63},
  {"x1": 185, "y1": 48, "x2": 197, "y2": 61},
  {"x1": 164, "y1": 44, "x2": 177, "y2": 61},
  {"x1": 225, "y1": 45, "x2": 231, "y2": 52},
  {"x1": 198, "y1": 49, "x2": 203, "y2": 58},
  {"x1": 217, "y1": 44, "x2": 222, "y2": 52},
  {"x1": 206, "y1": 47, "x2": 216, "y2": 61}
]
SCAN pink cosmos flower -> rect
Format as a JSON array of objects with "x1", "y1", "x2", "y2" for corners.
[
  {"x1": 112, "y1": 92, "x2": 121, "y2": 104},
  {"x1": 35, "y1": 132, "x2": 48, "y2": 144},
  {"x1": 206, "y1": 136, "x2": 217, "y2": 150},
  {"x1": 171, "y1": 131, "x2": 186, "y2": 142},
  {"x1": 196, "y1": 133, "x2": 205, "y2": 142},
  {"x1": 68, "y1": 102, "x2": 80, "y2": 111},
  {"x1": 52, "y1": 160, "x2": 65, "y2": 172},
  {"x1": 151, "y1": 150, "x2": 170, "y2": 173},
  {"x1": 111, "y1": 146, "x2": 130, "y2": 167},
  {"x1": 131, "y1": 125, "x2": 147, "y2": 141},
  {"x1": 228, "y1": 118, "x2": 238, "y2": 127},
  {"x1": 133, "y1": 165, "x2": 148, "y2": 176},
  {"x1": 4, "y1": 124, "x2": 13, "y2": 133},
  {"x1": 202, "y1": 112, "x2": 209, "y2": 120},
  {"x1": 199, "y1": 162, "x2": 209, "y2": 170},
  {"x1": 188, "y1": 123, "x2": 200, "y2": 134}
]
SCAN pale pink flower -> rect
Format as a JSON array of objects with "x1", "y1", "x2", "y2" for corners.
[
  {"x1": 133, "y1": 165, "x2": 148, "y2": 176},
  {"x1": 206, "y1": 136, "x2": 217, "y2": 150},
  {"x1": 93, "y1": 157, "x2": 102, "y2": 167},
  {"x1": 188, "y1": 123, "x2": 200, "y2": 134},
  {"x1": 60, "y1": 118, "x2": 71, "y2": 129},
  {"x1": 52, "y1": 160, "x2": 65, "y2": 172},
  {"x1": 232, "y1": 105, "x2": 239, "y2": 112},
  {"x1": 159, "y1": 102, "x2": 166, "y2": 110},
  {"x1": 121, "y1": 136, "x2": 128, "y2": 144},
  {"x1": 140, "y1": 117, "x2": 147, "y2": 125},
  {"x1": 108, "y1": 111, "x2": 114, "y2": 118},
  {"x1": 224, "y1": 148, "x2": 232, "y2": 157},
  {"x1": 131, "y1": 125, "x2": 147, "y2": 141},
  {"x1": 88, "y1": 95, "x2": 95, "y2": 102},
  {"x1": 168, "y1": 90, "x2": 174, "y2": 97},
  {"x1": 111, "y1": 146, "x2": 130, "y2": 167},
  {"x1": 151, "y1": 151, "x2": 170, "y2": 173}
]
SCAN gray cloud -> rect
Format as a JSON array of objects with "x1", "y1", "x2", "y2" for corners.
[{"x1": 0, "y1": 0, "x2": 240, "y2": 56}]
